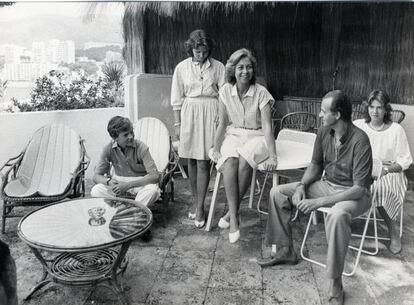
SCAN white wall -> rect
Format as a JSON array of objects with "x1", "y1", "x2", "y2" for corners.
[
  {"x1": 0, "y1": 107, "x2": 125, "y2": 180},
  {"x1": 391, "y1": 104, "x2": 414, "y2": 158}
]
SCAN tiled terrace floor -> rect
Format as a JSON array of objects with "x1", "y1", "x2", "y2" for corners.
[{"x1": 2, "y1": 173, "x2": 414, "y2": 305}]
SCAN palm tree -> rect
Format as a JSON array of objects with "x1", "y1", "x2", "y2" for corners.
[{"x1": 102, "y1": 62, "x2": 125, "y2": 89}]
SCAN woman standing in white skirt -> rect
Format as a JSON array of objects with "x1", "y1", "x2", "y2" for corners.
[
  {"x1": 171, "y1": 29, "x2": 225, "y2": 228},
  {"x1": 212, "y1": 49, "x2": 278, "y2": 243},
  {"x1": 354, "y1": 90, "x2": 412, "y2": 254}
]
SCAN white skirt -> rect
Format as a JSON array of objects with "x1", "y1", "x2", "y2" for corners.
[
  {"x1": 178, "y1": 96, "x2": 218, "y2": 160},
  {"x1": 216, "y1": 126, "x2": 269, "y2": 170}
]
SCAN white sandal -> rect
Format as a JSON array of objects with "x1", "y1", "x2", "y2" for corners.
[
  {"x1": 188, "y1": 211, "x2": 196, "y2": 220},
  {"x1": 218, "y1": 214, "x2": 241, "y2": 229}
]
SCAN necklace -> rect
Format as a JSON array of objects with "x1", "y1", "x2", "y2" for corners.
[{"x1": 369, "y1": 122, "x2": 385, "y2": 131}]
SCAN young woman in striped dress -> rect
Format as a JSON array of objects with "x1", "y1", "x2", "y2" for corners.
[
  {"x1": 354, "y1": 90, "x2": 412, "y2": 254},
  {"x1": 171, "y1": 29, "x2": 225, "y2": 228}
]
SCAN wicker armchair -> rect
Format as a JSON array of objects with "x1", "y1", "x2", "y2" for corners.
[
  {"x1": 131, "y1": 117, "x2": 178, "y2": 217},
  {"x1": 390, "y1": 109, "x2": 405, "y2": 123},
  {"x1": 0, "y1": 124, "x2": 90, "y2": 233},
  {"x1": 280, "y1": 112, "x2": 317, "y2": 133}
]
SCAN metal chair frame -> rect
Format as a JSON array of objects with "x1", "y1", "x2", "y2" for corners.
[{"x1": 300, "y1": 159, "x2": 383, "y2": 277}]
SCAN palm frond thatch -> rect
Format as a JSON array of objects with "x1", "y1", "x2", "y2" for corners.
[{"x1": 121, "y1": 2, "x2": 414, "y2": 105}]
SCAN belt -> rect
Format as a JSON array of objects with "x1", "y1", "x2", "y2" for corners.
[{"x1": 237, "y1": 126, "x2": 261, "y2": 130}]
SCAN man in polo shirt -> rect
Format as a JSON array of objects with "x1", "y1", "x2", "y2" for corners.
[
  {"x1": 91, "y1": 116, "x2": 160, "y2": 207},
  {"x1": 257, "y1": 90, "x2": 372, "y2": 305}
]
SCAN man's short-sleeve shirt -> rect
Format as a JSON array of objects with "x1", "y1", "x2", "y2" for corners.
[
  {"x1": 95, "y1": 139, "x2": 158, "y2": 177},
  {"x1": 311, "y1": 122, "x2": 373, "y2": 188}
]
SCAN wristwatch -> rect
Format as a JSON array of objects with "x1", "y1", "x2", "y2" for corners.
[{"x1": 106, "y1": 177, "x2": 112, "y2": 185}]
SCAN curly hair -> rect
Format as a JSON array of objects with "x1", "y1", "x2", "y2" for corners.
[
  {"x1": 364, "y1": 90, "x2": 392, "y2": 124},
  {"x1": 323, "y1": 90, "x2": 352, "y2": 122},
  {"x1": 184, "y1": 29, "x2": 213, "y2": 58},
  {"x1": 107, "y1": 116, "x2": 133, "y2": 139},
  {"x1": 225, "y1": 48, "x2": 257, "y2": 85}
]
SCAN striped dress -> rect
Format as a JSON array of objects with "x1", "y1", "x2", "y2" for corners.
[{"x1": 353, "y1": 120, "x2": 413, "y2": 220}]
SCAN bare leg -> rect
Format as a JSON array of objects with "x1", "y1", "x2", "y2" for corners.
[
  {"x1": 195, "y1": 160, "x2": 210, "y2": 221},
  {"x1": 221, "y1": 157, "x2": 252, "y2": 222},
  {"x1": 222, "y1": 158, "x2": 240, "y2": 233},
  {"x1": 237, "y1": 156, "x2": 253, "y2": 208},
  {"x1": 378, "y1": 207, "x2": 402, "y2": 254},
  {"x1": 188, "y1": 159, "x2": 198, "y2": 216},
  {"x1": 329, "y1": 277, "x2": 343, "y2": 299}
]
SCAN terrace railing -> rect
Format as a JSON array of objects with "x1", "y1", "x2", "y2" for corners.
[{"x1": 284, "y1": 96, "x2": 364, "y2": 128}]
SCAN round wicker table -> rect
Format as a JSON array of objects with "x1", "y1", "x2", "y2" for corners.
[{"x1": 18, "y1": 197, "x2": 153, "y2": 305}]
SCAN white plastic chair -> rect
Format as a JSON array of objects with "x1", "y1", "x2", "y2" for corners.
[{"x1": 300, "y1": 158, "x2": 383, "y2": 277}]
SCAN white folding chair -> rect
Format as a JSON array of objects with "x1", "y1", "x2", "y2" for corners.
[{"x1": 300, "y1": 158, "x2": 383, "y2": 277}]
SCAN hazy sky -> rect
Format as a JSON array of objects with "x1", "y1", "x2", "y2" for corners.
[{"x1": 0, "y1": 2, "x2": 124, "y2": 21}]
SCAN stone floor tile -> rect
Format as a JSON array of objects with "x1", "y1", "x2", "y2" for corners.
[
  {"x1": 156, "y1": 256, "x2": 212, "y2": 286},
  {"x1": 146, "y1": 282, "x2": 206, "y2": 305},
  {"x1": 358, "y1": 254, "x2": 414, "y2": 299},
  {"x1": 215, "y1": 230, "x2": 263, "y2": 261},
  {"x1": 168, "y1": 232, "x2": 218, "y2": 260},
  {"x1": 209, "y1": 258, "x2": 262, "y2": 290},
  {"x1": 122, "y1": 246, "x2": 169, "y2": 303},
  {"x1": 204, "y1": 287, "x2": 263, "y2": 305},
  {"x1": 146, "y1": 257, "x2": 211, "y2": 305},
  {"x1": 24, "y1": 284, "x2": 91, "y2": 305},
  {"x1": 375, "y1": 284, "x2": 414, "y2": 305},
  {"x1": 134, "y1": 224, "x2": 178, "y2": 248},
  {"x1": 263, "y1": 268, "x2": 321, "y2": 305}
]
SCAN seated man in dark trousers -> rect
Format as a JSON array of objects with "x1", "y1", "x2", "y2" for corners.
[
  {"x1": 0, "y1": 240, "x2": 17, "y2": 305},
  {"x1": 91, "y1": 116, "x2": 160, "y2": 206},
  {"x1": 257, "y1": 90, "x2": 373, "y2": 305}
]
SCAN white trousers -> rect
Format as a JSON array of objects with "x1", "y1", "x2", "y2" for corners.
[{"x1": 90, "y1": 175, "x2": 160, "y2": 207}]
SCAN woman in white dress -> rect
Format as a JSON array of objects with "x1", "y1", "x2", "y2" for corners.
[
  {"x1": 212, "y1": 49, "x2": 278, "y2": 243},
  {"x1": 354, "y1": 90, "x2": 412, "y2": 254},
  {"x1": 171, "y1": 29, "x2": 225, "y2": 228}
]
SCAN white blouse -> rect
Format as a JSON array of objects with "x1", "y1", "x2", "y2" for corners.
[
  {"x1": 170, "y1": 57, "x2": 225, "y2": 111},
  {"x1": 353, "y1": 119, "x2": 413, "y2": 170},
  {"x1": 219, "y1": 83, "x2": 275, "y2": 129}
]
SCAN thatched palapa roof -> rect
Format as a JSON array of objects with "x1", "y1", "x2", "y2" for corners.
[{"x1": 120, "y1": 2, "x2": 414, "y2": 105}]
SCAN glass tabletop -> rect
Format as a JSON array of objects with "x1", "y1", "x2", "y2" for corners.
[{"x1": 18, "y1": 197, "x2": 152, "y2": 252}]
